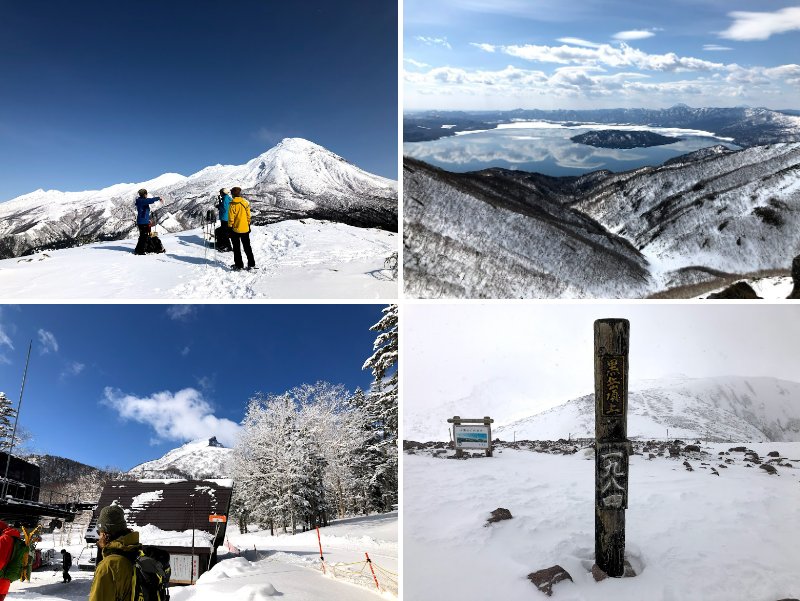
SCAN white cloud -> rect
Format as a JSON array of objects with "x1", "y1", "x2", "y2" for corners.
[
  {"x1": 556, "y1": 37, "x2": 602, "y2": 48},
  {"x1": 61, "y1": 361, "x2": 85, "y2": 378},
  {"x1": 470, "y1": 42, "x2": 496, "y2": 53},
  {"x1": 416, "y1": 36, "x2": 452, "y2": 50},
  {"x1": 181, "y1": 346, "x2": 191, "y2": 357},
  {"x1": 37, "y1": 329, "x2": 58, "y2": 354},
  {"x1": 613, "y1": 30, "x2": 656, "y2": 41},
  {"x1": 487, "y1": 42, "x2": 725, "y2": 72},
  {"x1": 703, "y1": 44, "x2": 733, "y2": 51},
  {"x1": 166, "y1": 305, "x2": 195, "y2": 321},
  {"x1": 720, "y1": 7, "x2": 800, "y2": 41},
  {"x1": 405, "y1": 58, "x2": 800, "y2": 109},
  {"x1": 404, "y1": 58, "x2": 431, "y2": 68},
  {"x1": 102, "y1": 387, "x2": 241, "y2": 447}
]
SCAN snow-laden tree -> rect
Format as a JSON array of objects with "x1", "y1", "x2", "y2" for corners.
[
  {"x1": 363, "y1": 305, "x2": 398, "y2": 438},
  {"x1": 360, "y1": 305, "x2": 399, "y2": 511},
  {"x1": 0, "y1": 392, "x2": 17, "y2": 451},
  {"x1": 231, "y1": 382, "x2": 368, "y2": 535}
]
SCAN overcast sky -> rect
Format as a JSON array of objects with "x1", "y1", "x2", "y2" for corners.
[
  {"x1": 404, "y1": 0, "x2": 800, "y2": 110},
  {"x1": 404, "y1": 303, "x2": 800, "y2": 425}
]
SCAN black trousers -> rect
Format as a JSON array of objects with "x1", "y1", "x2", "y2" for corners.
[
  {"x1": 134, "y1": 223, "x2": 150, "y2": 254},
  {"x1": 63, "y1": 568, "x2": 71, "y2": 582},
  {"x1": 217, "y1": 220, "x2": 231, "y2": 250},
  {"x1": 231, "y1": 231, "x2": 255, "y2": 268}
]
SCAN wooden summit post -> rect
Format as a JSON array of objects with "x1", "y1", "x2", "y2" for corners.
[{"x1": 594, "y1": 319, "x2": 631, "y2": 578}]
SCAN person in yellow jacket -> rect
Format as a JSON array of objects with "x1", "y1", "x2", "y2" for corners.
[
  {"x1": 227, "y1": 186, "x2": 256, "y2": 271},
  {"x1": 89, "y1": 505, "x2": 141, "y2": 601}
]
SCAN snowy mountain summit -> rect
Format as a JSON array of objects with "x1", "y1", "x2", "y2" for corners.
[
  {"x1": 0, "y1": 138, "x2": 398, "y2": 258},
  {"x1": 494, "y1": 376, "x2": 800, "y2": 442},
  {"x1": 128, "y1": 437, "x2": 233, "y2": 480}
]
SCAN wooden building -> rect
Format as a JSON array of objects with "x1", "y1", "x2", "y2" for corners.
[{"x1": 85, "y1": 479, "x2": 233, "y2": 584}]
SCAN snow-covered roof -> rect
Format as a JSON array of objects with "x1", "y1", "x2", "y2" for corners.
[{"x1": 87, "y1": 479, "x2": 233, "y2": 549}]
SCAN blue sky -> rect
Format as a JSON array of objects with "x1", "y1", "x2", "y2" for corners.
[
  {"x1": 0, "y1": 0, "x2": 397, "y2": 202},
  {"x1": 404, "y1": 0, "x2": 800, "y2": 110},
  {"x1": 0, "y1": 304, "x2": 386, "y2": 470}
]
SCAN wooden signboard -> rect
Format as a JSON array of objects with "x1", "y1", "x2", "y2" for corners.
[
  {"x1": 447, "y1": 416, "x2": 494, "y2": 457},
  {"x1": 594, "y1": 319, "x2": 631, "y2": 578}
]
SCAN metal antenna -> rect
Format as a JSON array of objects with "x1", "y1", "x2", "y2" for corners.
[{"x1": 2, "y1": 340, "x2": 32, "y2": 499}]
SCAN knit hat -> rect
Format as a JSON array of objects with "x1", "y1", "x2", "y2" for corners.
[{"x1": 97, "y1": 505, "x2": 127, "y2": 537}]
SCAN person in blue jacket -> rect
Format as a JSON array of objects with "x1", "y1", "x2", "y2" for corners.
[
  {"x1": 134, "y1": 189, "x2": 161, "y2": 255},
  {"x1": 216, "y1": 188, "x2": 233, "y2": 252}
]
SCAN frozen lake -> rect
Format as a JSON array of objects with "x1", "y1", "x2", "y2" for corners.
[{"x1": 403, "y1": 121, "x2": 740, "y2": 175}]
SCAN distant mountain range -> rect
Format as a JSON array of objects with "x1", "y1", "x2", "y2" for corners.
[
  {"x1": 404, "y1": 105, "x2": 800, "y2": 147},
  {"x1": 127, "y1": 437, "x2": 233, "y2": 480},
  {"x1": 404, "y1": 376, "x2": 800, "y2": 443},
  {"x1": 404, "y1": 142, "x2": 800, "y2": 298},
  {"x1": 0, "y1": 138, "x2": 397, "y2": 259}
]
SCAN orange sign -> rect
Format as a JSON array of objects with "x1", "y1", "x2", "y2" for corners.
[{"x1": 209, "y1": 515, "x2": 227, "y2": 523}]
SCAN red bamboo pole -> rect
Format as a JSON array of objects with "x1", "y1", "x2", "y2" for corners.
[
  {"x1": 316, "y1": 527, "x2": 326, "y2": 574},
  {"x1": 365, "y1": 552, "x2": 380, "y2": 590}
]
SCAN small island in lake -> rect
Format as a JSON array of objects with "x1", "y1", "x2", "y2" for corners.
[{"x1": 571, "y1": 129, "x2": 682, "y2": 149}]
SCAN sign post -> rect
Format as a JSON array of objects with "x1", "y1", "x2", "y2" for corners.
[
  {"x1": 594, "y1": 319, "x2": 631, "y2": 578},
  {"x1": 447, "y1": 416, "x2": 494, "y2": 457}
]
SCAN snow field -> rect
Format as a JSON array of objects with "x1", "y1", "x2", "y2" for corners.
[
  {"x1": 0, "y1": 219, "x2": 397, "y2": 299},
  {"x1": 9, "y1": 512, "x2": 397, "y2": 600},
  {"x1": 404, "y1": 445, "x2": 800, "y2": 601}
]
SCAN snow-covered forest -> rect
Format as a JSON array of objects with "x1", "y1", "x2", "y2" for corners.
[{"x1": 230, "y1": 305, "x2": 398, "y2": 535}]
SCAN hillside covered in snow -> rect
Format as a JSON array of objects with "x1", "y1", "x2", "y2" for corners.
[
  {"x1": 404, "y1": 143, "x2": 800, "y2": 298},
  {"x1": 405, "y1": 376, "x2": 800, "y2": 443},
  {"x1": 128, "y1": 437, "x2": 233, "y2": 479},
  {"x1": 404, "y1": 443, "x2": 799, "y2": 601},
  {"x1": 0, "y1": 219, "x2": 397, "y2": 299},
  {"x1": 0, "y1": 138, "x2": 398, "y2": 259}
]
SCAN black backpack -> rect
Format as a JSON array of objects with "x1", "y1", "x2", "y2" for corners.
[
  {"x1": 134, "y1": 546, "x2": 171, "y2": 601},
  {"x1": 107, "y1": 546, "x2": 170, "y2": 601}
]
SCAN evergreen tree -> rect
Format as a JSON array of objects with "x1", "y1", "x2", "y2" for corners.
[
  {"x1": 361, "y1": 305, "x2": 399, "y2": 511},
  {"x1": 0, "y1": 392, "x2": 17, "y2": 452}
]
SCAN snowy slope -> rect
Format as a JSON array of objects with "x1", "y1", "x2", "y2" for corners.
[
  {"x1": 0, "y1": 138, "x2": 397, "y2": 259},
  {"x1": 405, "y1": 444, "x2": 800, "y2": 601},
  {"x1": 495, "y1": 376, "x2": 800, "y2": 442},
  {"x1": 10, "y1": 512, "x2": 397, "y2": 600},
  {"x1": 404, "y1": 158, "x2": 652, "y2": 298},
  {"x1": 404, "y1": 143, "x2": 800, "y2": 298},
  {"x1": 405, "y1": 376, "x2": 800, "y2": 443},
  {"x1": 575, "y1": 143, "x2": 800, "y2": 288},
  {"x1": 0, "y1": 219, "x2": 397, "y2": 299},
  {"x1": 128, "y1": 438, "x2": 234, "y2": 479}
]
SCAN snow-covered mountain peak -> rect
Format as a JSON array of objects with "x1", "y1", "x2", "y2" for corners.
[
  {"x1": 0, "y1": 138, "x2": 397, "y2": 258},
  {"x1": 128, "y1": 436, "x2": 234, "y2": 479}
]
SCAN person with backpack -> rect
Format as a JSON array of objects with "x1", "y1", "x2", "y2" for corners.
[
  {"x1": 215, "y1": 188, "x2": 233, "y2": 252},
  {"x1": 89, "y1": 505, "x2": 170, "y2": 601},
  {"x1": 89, "y1": 505, "x2": 141, "y2": 601},
  {"x1": 60, "y1": 548, "x2": 72, "y2": 583},
  {"x1": 0, "y1": 521, "x2": 24, "y2": 601},
  {"x1": 228, "y1": 186, "x2": 256, "y2": 270},
  {"x1": 134, "y1": 189, "x2": 162, "y2": 255}
]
